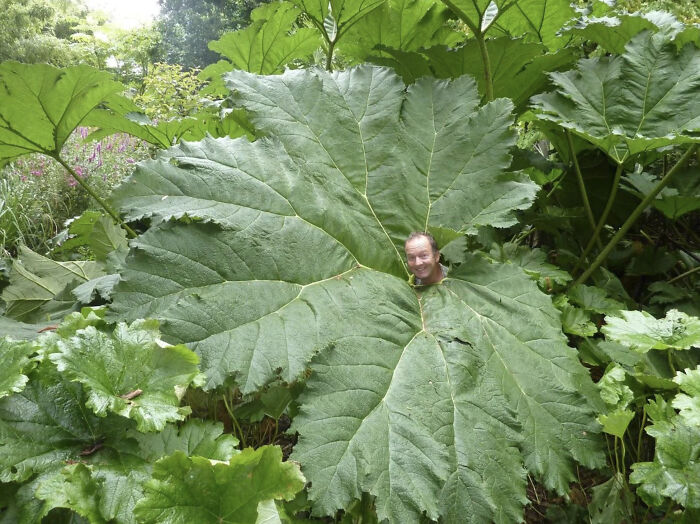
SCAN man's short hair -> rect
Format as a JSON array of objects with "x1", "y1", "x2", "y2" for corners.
[{"x1": 405, "y1": 231, "x2": 438, "y2": 253}]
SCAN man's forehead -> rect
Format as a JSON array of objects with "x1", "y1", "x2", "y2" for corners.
[{"x1": 405, "y1": 237, "x2": 433, "y2": 251}]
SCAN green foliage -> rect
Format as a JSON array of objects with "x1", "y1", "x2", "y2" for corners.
[
  {"x1": 1, "y1": 246, "x2": 105, "y2": 322},
  {"x1": 532, "y1": 31, "x2": 700, "y2": 163},
  {"x1": 49, "y1": 320, "x2": 204, "y2": 432},
  {"x1": 107, "y1": 66, "x2": 604, "y2": 522},
  {"x1": 0, "y1": 338, "x2": 35, "y2": 399},
  {"x1": 133, "y1": 63, "x2": 206, "y2": 120},
  {"x1": 134, "y1": 447, "x2": 305, "y2": 523},
  {"x1": 602, "y1": 309, "x2": 700, "y2": 353}
]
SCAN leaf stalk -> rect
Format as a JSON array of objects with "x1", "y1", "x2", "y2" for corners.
[
  {"x1": 566, "y1": 131, "x2": 600, "y2": 248},
  {"x1": 53, "y1": 155, "x2": 137, "y2": 239},
  {"x1": 574, "y1": 144, "x2": 698, "y2": 286}
]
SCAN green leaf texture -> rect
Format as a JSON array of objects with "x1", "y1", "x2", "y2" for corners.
[
  {"x1": 0, "y1": 338, "x2": 35, "y2": 398},
  {"x1": 50, "y1": 320, "x2": 203, "y2": 432},
  {"x1": 532, "y1": 32, "x2": 700, "y2": 163},
  {"x1": 0, "y1": 63, "x2": 124, "y2": 166},
  {"x1": 133, "y1": 447, "x2": 305, "y2": 523},
  {"x1": 110, "y1": 66, "x2": 602, "y2": 522},
  {"x1": 602, "y1": 309, "x2": 700, "y2": 353}
]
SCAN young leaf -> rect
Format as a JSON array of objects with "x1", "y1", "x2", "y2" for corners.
[
  {"x1": 109, "y1": 66, "x2": 603, "y2": 522},
  {"x1": 0, "y1": 338, "x2": 35, "y2": 398},
  {"x1": 34, "y1": 464, "x2": 105, "y2": 524},
  {"x1": 50, "y1": 321, "x2": 203, "y2": 432},
  {"x1": 568, "y1": 284, "x2": 625, "y2": 315},
  {"x1": 0, "y1": 63, "x2": 124, "y2": 166},
  {"x1": 602, "y1": 309, "x2": 700, "y2": 353},
  {"x1": 133, "y1": 447, "x2": 305, "y2": 523},
  {"x1": 532, "y1": 32, "x2": 700, "y2": 163},
  {"x1": 673, "y1": 366, "x2": 700, "y2": 427},
  {"x1": 630, "y1": 417, "x2": 700, "y2": 508}
]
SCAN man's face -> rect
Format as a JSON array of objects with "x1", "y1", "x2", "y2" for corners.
[{"x1": 405, "y1": 236, "x2": 441, "y2": 283}]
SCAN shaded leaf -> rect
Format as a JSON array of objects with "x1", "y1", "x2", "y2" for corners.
[
  {"x1": 568, "y1": 284, "x2": 625, "y2": 315},
  {"x1": 589, "y1": 472, "x2": 634, "y2": 524},
  {"x1": 1, "y1": 247, "x2": 104, "y2": 323}
]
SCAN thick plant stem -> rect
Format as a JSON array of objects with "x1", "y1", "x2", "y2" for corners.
[
  {"x1": 54, "y1": 155, "x2": 137, "y2": 239},
  {"x1": 566, "y1": 131, "x2": 601, "y2": 249},
  {"x1": 668, "y1": 265, "x2": 700, "y2": 284},
  {"x1": 475, "y1": 34, "x2": 494, "y2": 101},
  {"x1": 572, "y1": 162, "x2": 624, "y2": 275},
  {"x1": 326, "y1": 40, "x2": 335, "y2": 72},
  {"x1": 574, "y1": 144, "x2": 698, "y2": 286}
]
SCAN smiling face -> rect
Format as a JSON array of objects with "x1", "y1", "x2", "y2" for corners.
[{"x1": 405, "y1": 235, "x2": 442, "y2": 284}]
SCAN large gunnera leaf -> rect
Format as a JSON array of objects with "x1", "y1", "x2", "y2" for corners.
[
  {"x1": 111, "y1": 66, "x2": 602, "y2": 522},
  {"x1": 532, "y1": 31, "x2": 700, "y2": 163}
]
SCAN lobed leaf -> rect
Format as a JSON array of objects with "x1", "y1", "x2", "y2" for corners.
[
  {"x1": 133, "y1": 447, "x2": 305, "y2": 524},
  {"x1": 531, "y1": 32, "x2": 700, "y2": 163},
  {"x1": 110, "y1": 66, "x2": 603, "y2": 522},
  {"x1": 50, "y1": 321, "x2": 203, "y2": 432},
  {"x1": 673, "y1": 366, "x2": 700, "y2": 427},
  {"x1": 0, "y1": 63, "x2": 124, "y2": 166}
]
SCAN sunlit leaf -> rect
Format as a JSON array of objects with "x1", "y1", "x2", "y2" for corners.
[{"x1": 602, "y1": 309, "x2": 700, "y2": 353}]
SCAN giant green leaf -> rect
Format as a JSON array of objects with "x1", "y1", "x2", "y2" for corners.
[
  {"x1": 50, "y1": 320, "x2": 203, "y2": 432},
  {"x1": 561, "y1": 12, "x2": 659, "y2": 54},
  {"x1": 0, "y1": 63, "x2": 124, "y2": 166},
  {"x1": 110, "y1": 66, "x2": 603, "y2": 522},
  {"x1": 602, "y1": 309, "x2": 700, "y2": 353},
  {"x1": 291, "y1": 0, "x2": 387, "y2": 45},
  {"x1": 1, "y1": 247, "x2": 105, "y2": 323},
  {"x1": 201, "y1": 2, "x2": 320, "y2": 95},
  {"x1": 531, "y1": 32, "x2": 700, "y2": 163},
  {"x1": 133, "y1": 447, "x2": 305, "y2": 523}
]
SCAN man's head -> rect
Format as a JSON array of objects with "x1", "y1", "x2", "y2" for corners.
[{"x1": 404, "y1": 232, "x2": 443, "y2": 284}]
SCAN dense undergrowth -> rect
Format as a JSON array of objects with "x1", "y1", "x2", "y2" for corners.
[{"x1": 0, "y1": 0, "x2": 699, "y2": 522}]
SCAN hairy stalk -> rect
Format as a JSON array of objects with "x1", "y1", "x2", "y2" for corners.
[
  {"x1": 572, "y1": 162, "x2": 624, "y2": 276},
  {"x1": 475, "y1": 34, "x2": 494, "y2": 101},
  {"x1": 53, "y1": 154, "x2": 137, "y2": 239},
  {"x1": 566, "y1": 131, "x2": 601, "y2": 248},
  {"x1": 222, "y1": 393, "x2": 246, "y2": 448},
  {"x1": 636, "y1": 405, "x2": 647, "y2": 463},
  {"x1": 574, "y1": 144, "x2": 697, "y2": 285}
]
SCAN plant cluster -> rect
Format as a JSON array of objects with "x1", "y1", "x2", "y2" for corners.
[{"x1": 0, "y1": 0, "x2": 699, "y2": 522}]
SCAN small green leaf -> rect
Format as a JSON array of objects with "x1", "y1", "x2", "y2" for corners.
[
  {"x1": 597, "y1": 364, "x2": 633, "y2": 409},
  {"x1": 0, "y1": 338, "x2": 35, "y2": 398},
  {"x1": 34, "y1": 464, "x2": 105, "y2": 524},
  {"x1": 630, "y1": 418, "x2": 700, "y2": 508},
  {"x1": 568, "y1": 284, "x2": 625, "y2": 315},
  {"x1": 201, "y1": 1, "x2": 319, "y2": 94},
  {"x1": 489, "y1": 243, "x2": 572, "y2": 286},
  {"x1": 50, "y1": 321, "x2": 203, "y2": 432},
  {"x1": 134, "y1": 447, "x2": 305, "y2": 523},
  {"x1": 602, "y1": 309, "x2": 700, "y2": 353},
  {"x1": 673, "y1": 366, "x2": 700, "y2": 427},
  {"x1": 598, "y1": 408, "x2": 635, "y2": 438}
]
